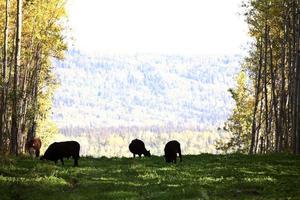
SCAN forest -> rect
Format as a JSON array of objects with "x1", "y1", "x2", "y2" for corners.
[
  {"x1": 216, "y1": 0, "x2": 300, "y2": 155},
  {"x1": 0, "y1": 0, "x2": 300, "y2": 199},
  {"x1": 0, "y1": 0, "x2": 66, "y2": 154}
]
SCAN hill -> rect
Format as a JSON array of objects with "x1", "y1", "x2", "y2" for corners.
[
  {"x1": 50, "y1": 50, "x2": 241, "y2": 156},
  {"x1": 52, "y1": 50, "x2": 241, "y2": 130}
]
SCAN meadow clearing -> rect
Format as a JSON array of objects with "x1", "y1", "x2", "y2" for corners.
[{"x1": 0, "y1": 154, "x2": 300, "y2": 199}]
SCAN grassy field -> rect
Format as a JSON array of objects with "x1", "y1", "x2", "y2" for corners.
[{"x1": 0, "y1": 154, "x2": 300, "y2": 200}]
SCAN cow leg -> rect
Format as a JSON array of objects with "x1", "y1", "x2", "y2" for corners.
[
  {"x1": 138, "y1": 154, "x2": 141, "y2": 158},
  {"x1": 29, "y1": 147, "x2": 35, "y2": 157},
  {"x1": 133, "y1": 154, "x2": 135, "y2": 158},
  {"x1": 35, "y1": 149, "x2": 40, "y2": 158},
  {"x1": 174, "y1": 156, "x2": 177, "y2": 164},
  {"x1": 178, "y1": 150, "x2": 182, "y2": 162},
  {"x1": 74, "y1": 158, "x2": 78, "y2": 167},
  {"x1": 60, "y1": 158, "x2": 64, "y2": 166}
]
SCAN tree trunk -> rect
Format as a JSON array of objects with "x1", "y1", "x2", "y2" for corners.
[
  {"x1": 250, "y1": 38, "x2": 263, "y2": 154},
  {"x1": 295, "y1": 6, "x2": 300, "y2": 155},
  {"x1": 279, "y1": 11, "x2": 288, "y2": 152},
  {"x1": 269, "y1": 40, "x2": 279, "y2": 152},
  {"x1": 0, "y1": 0, "x2": 10, "y2": 152},
  {"x1": 27, "y1": 48, "x2": 41, "y2": 141},
  {"x1": 263, "y1": 23, "x2": 270, "y2": 152},
  {"x1": 11, "y1": 0, "x2": 23, "y2": 156}
]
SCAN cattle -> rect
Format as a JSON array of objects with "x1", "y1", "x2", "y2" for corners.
[
  {"x1": 25, "y1": 138, "x2": 42, "y2": 158},
  {"x1": 40, "y1": 141, "x2": 80, "y2": 166},
  {"x1": 129, "y1": 139, "x2": 151, "y2": 158},
  {"x1": 164, "y1": 140, "x2": 182, "y2": 163}
]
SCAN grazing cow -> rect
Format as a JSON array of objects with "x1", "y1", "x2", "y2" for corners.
[
  {"x1": 164, "y1": 140, "x2": 182, "y2": 163},
  {"x1": 40, "y1": 141, "x2": 80, "y2": 166},
  {"x1": 25, "y1": 138, "x2": 42, "y2": 158},
  {"x1": 129, "y1": 139, "x2": 151, "y2": 158}
]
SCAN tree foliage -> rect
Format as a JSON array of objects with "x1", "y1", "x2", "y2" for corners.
[
  {"x1": 0, "y1": 0, "x2": 67, "y2": 154},
  {"x1": 216, "y1": 71, "x2": 254, "y2": 153},
  {"x1": 222, "y1": 0, "x2": 300, "y2": 154}
]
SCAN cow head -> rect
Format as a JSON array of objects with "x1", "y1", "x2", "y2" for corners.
[
  {"x1": 164, "y1": 154, "x2": 172, "y2": 163},
  {"x1": 144, "y1": 150, "x2": 151, "y2": 157}
]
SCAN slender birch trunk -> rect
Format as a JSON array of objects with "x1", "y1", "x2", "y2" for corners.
[
  {"x1": 11, "y1": 0, "x2": 23, "y2": 155},
  {"x1": 0, "y1": 0, "x2": 10, "y2": 151}
]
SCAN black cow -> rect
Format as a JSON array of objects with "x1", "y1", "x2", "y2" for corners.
[
  {"x1": 25, "y1": 138, "x2": 42, "y2": 158},
  {"x1": 129, "y1": 139, "x2": 151, "y2": 158},
  {"x1": 164, "y1": 140, "x2": 182, "y2": 163},
  {"x1": 40, "y1": 141, "x2": 80, "y2": 166}
]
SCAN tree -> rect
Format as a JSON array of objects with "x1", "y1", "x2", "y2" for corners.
[
  {"x1": 0, "y1": 0, "x2": 10, "y2": 151},
  {"x1": 10, "y1": 0, "x2": 23, "y2": 155},
  {"x1": 242, "y1": 0, "x2": 300, "y2": 154},
  {"x1": 216, "y1": 71, "x2": 254, "y2": 153},
  {"x1": 0, "y1": 0, "x2": 67, "y2": 155}
]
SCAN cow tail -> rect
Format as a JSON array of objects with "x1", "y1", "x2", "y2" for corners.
[{"x1": 178, "y1": 146, "x2": 182, "y2": 162}]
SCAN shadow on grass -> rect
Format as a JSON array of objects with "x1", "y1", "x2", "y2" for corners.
[{"x1": 1, "y1": 154, "x2": 300, "y2": 199}]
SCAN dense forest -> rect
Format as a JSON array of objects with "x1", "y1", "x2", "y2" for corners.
[
  {"x1": 0, "y1": 0, "x2": 66, "y2": 155},
  {"x1": 50, "y1": 52, "x2": 240, "y2": 156},
  {"x1": 52, "y1": 51, "x2": 240, "y2": 131}
]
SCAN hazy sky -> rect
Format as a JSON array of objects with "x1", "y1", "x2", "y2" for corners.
[{"x1": 67, "y1": 0, "x2": 249, "y2": 55}]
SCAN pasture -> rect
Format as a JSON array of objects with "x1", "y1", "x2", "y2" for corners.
[{"x1": 0, "y1": 154, "x2": 300, "y2": 199}]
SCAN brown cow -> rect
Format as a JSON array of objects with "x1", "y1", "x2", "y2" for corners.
[{"x1": 25, "y1": 138, "x2": 42, "y2": 158}]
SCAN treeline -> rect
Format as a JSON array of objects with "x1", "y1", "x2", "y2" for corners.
[
  {"x1": 53, "y1": 130, "x2": 229, "y2": 157},
  {"x1": 0, "y1": 0, "x2": 66, "y2": 155},
  {"x1": 218, "y1": 0, "x2": 300, "y2": 154}
]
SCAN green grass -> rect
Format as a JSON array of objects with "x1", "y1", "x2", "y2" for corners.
[{"x1": 0, "y1": 154, "x2": 300, "y2": 199}]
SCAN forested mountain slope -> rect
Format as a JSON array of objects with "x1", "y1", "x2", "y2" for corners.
[
  {"x1": 52, "y1": 50, "x2": 240, "y2": 130},
  {"x1": 50, "y1": 50, "x2": 241, "y2": 156}
]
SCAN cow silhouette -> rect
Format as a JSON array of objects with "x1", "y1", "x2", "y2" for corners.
[
  {"x1": 129, "y1": 139, "x2": 151, "y2": 158},
  {"x1": 164, "y1": 140, "x2": 182, "y2": 163},
  {"x1": 40, "y1": 141, "x2": 80, "y2": 166}
]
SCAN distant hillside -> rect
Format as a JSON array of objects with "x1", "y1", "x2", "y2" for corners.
[
  {"x1": 52, "y1": 50, "x2": 241, "y2": 132},
  {"x1": 50, "y1": 50, "x2": 241, "y2": 156}
]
